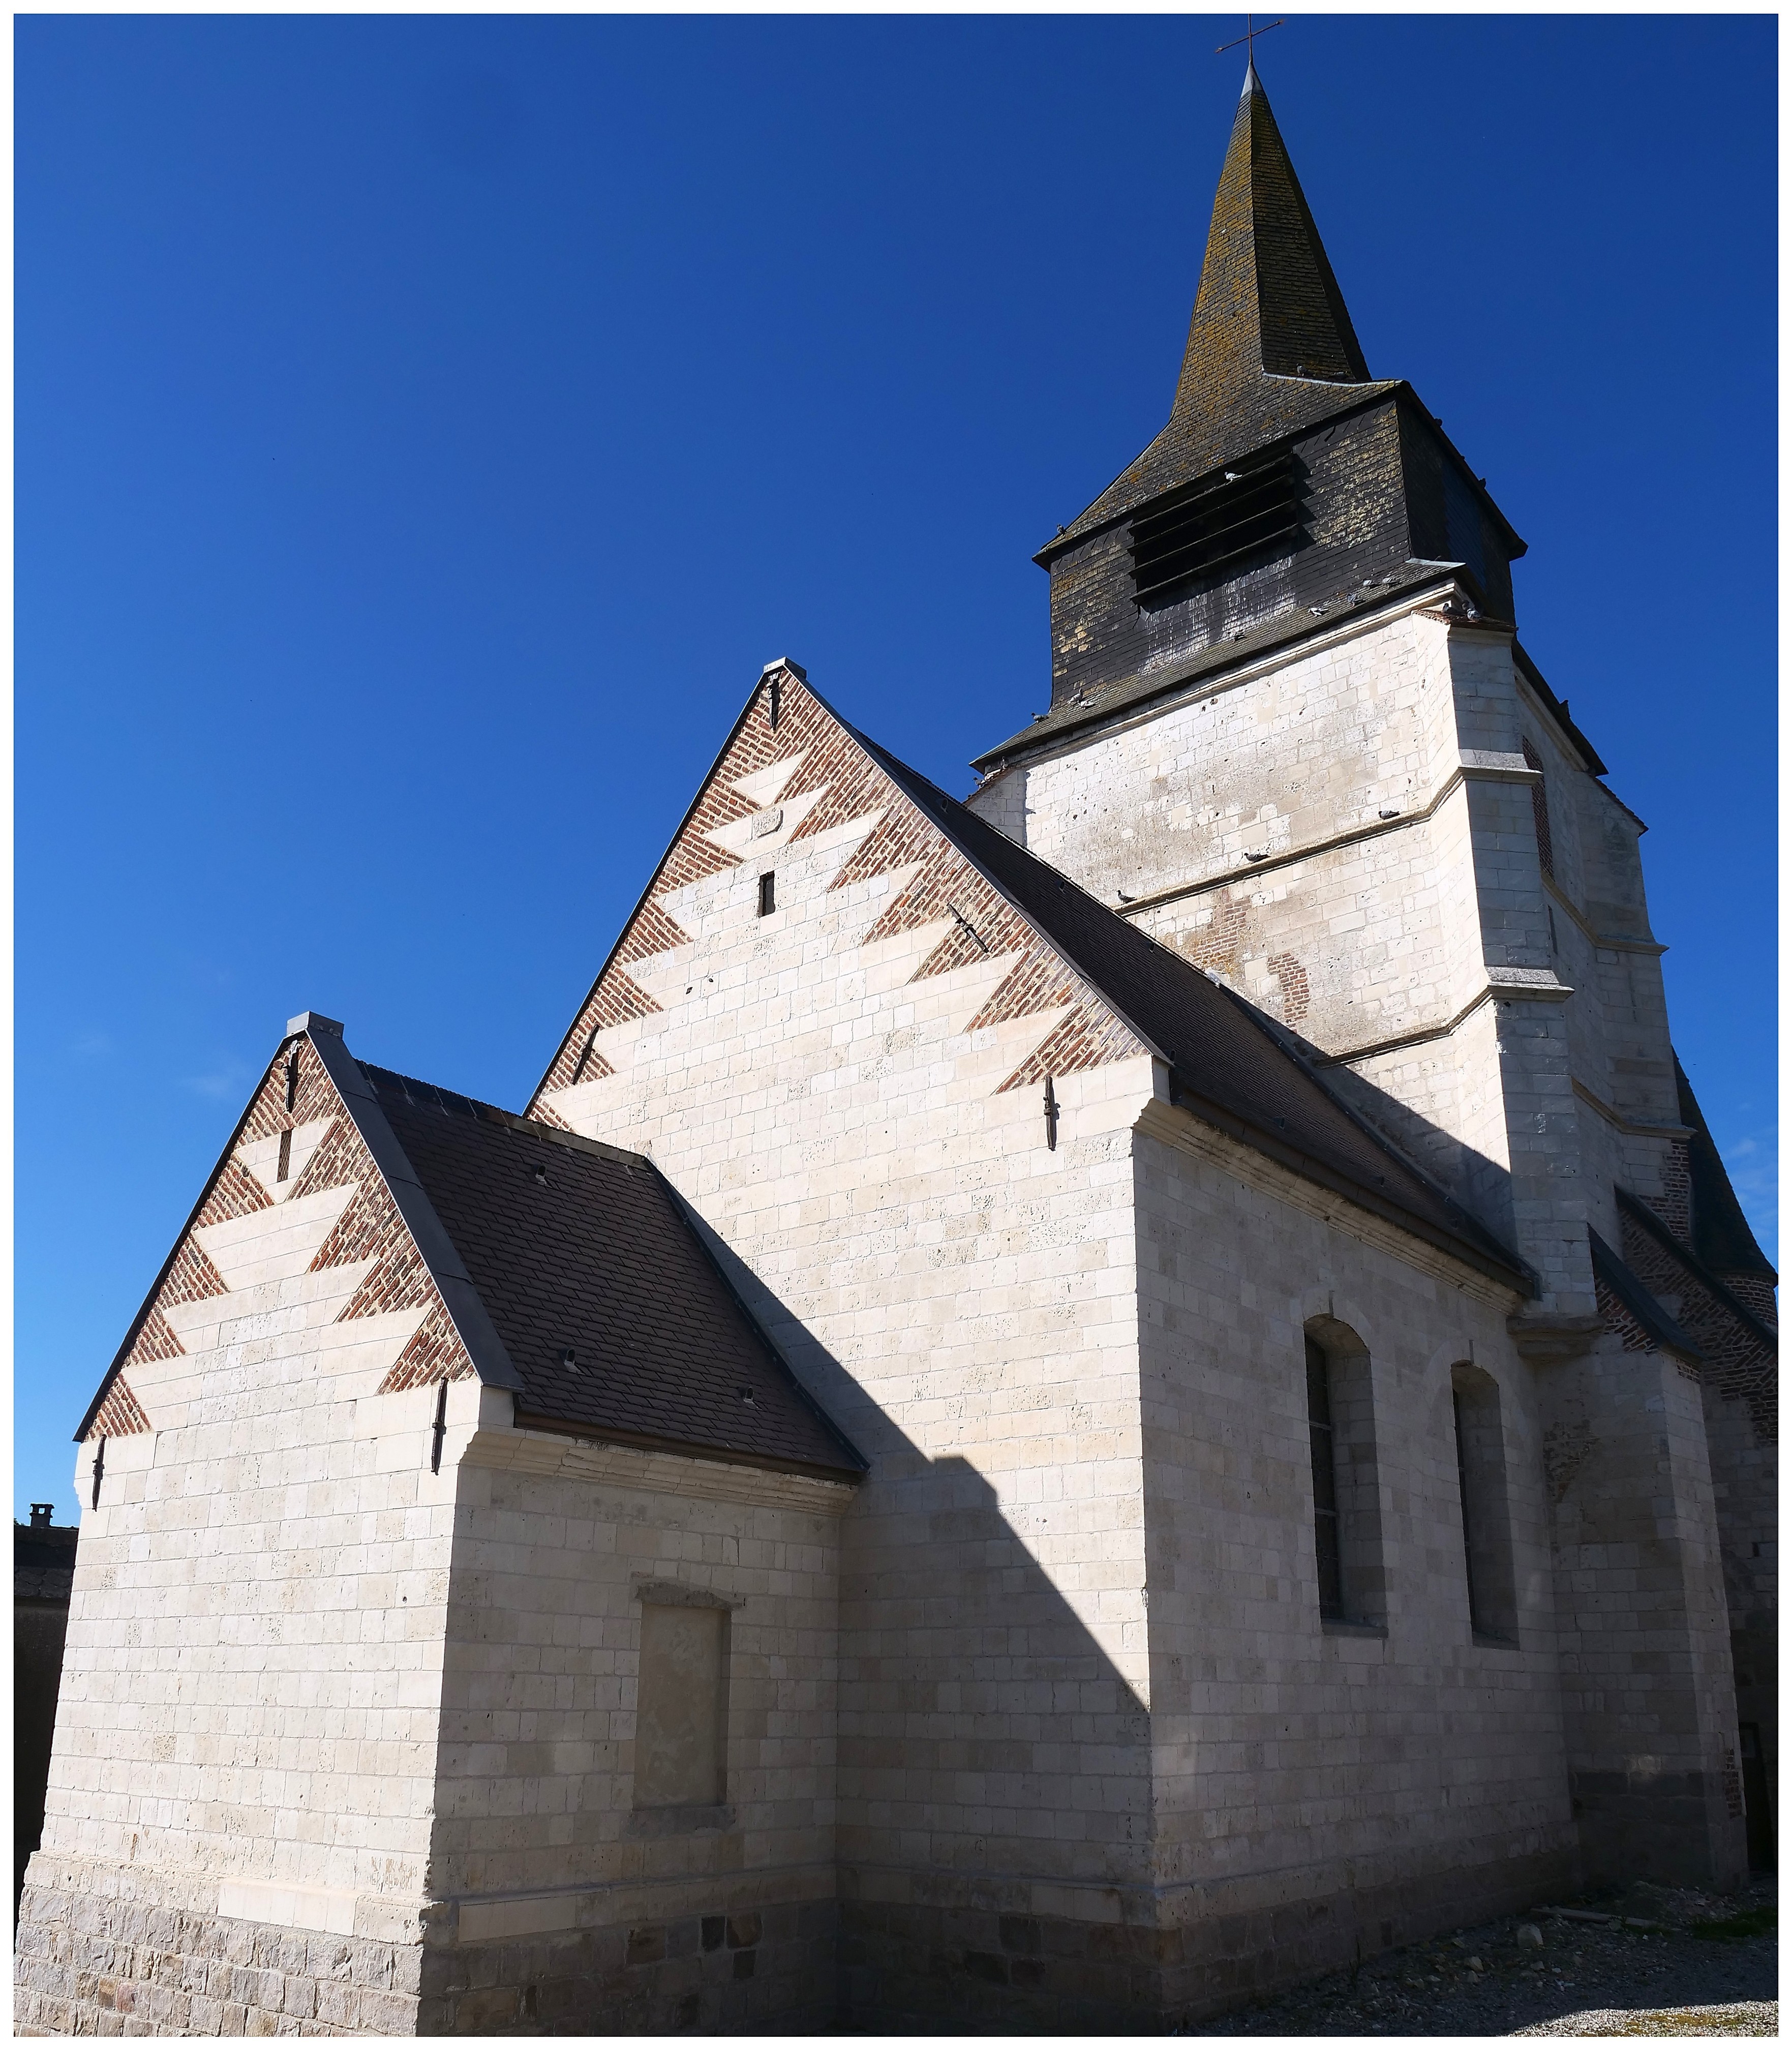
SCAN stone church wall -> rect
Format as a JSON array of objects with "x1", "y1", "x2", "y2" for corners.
[
  {"x1": 15, "y1": 1147, "x2": 472, "y2": 2036},
  {"x1": 1131, "y1": 1112, "x2": 1576, "y2": 2019},
  {"x1": 418, "y1": 1430, "x2": 850, "y2": 2034},
  {"x1": 534, "y1": 694, "x2": 1174, "y2": 2024},
  {"x1": 969, "y1": 592, "x2": 1682, "y2": 1319}
]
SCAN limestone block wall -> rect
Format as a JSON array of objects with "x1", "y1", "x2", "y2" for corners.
[
  {"x1": 1540, "y1": 1334, "x2": 1747, "y2": 1890},
  {"x1": 533, "y1": 679, "x2": 1167, "y2": 2023},
  {"x1": 17, "y1": 1281, "x2": 468, "y2": 2034},
  {"x1": 1131, "y1": 1110, "x2": 1575, "y2": 2018},
  {"x1": 966, "y1": 592, "x2": 1684, "y2": 1316},
  {"x1": 420, "y1": 1426, "x2": 852, "y2": 2034},
  {"x1": 16, "y1": 1037, "x2": 499, "y2": 2035}
]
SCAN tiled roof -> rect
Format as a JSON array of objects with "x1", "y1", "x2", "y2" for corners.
[
  {"x1": 1590, "y1": 1228, "x2": 1702, "y2": 1360},
  {"x1": 1616, "y1": 1189, "x2": 1776, "y2": 1354},
  {"x1": 352, "y1": 1066, "x2": 861, "y2": 1484},
  {"x1": 354, "y1": 1067, "x2": 866, "y2": 1482},
  {"x1": 15, "y1": 1522, "x2": 78, "y2": 1604},
  {"x1": 1047, "y1": 66, "x2": 1392, "y2": 557},
  {"x1": 842, "y1": 713, "x2": 1529, "y2": 1290},
  {"x1": 1674, "y1": 1056, "x2": 1776, "y2": 1281}
]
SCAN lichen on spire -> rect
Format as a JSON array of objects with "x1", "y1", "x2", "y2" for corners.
[{"x1": 1049, "y1": 65, "x2": 1386, "y2": 552}]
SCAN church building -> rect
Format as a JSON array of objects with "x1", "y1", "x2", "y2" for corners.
[{"x1": 18, "y1": 63, "x2": 1775, "y2": 2036}]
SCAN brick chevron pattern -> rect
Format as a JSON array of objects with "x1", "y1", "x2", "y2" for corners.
[
  {"x1": 98, "y1": 1037, "x2": 476, "y2": 1429},
  {"x1": 88, "y1": 1377, "x2": 151, "y2": 1438},
  {"x1": 540, "y1": 673, "x2": 1143, "y2": 1103}
]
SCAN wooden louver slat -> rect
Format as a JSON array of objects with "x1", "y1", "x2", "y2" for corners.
[{"x1": 1128, "y1": 455, "x2": 1307, "y2": 606}]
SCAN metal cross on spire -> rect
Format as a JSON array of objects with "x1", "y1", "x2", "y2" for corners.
[{"x1": 1215, "y1": 13, "x2": 1283, "y2": 60}]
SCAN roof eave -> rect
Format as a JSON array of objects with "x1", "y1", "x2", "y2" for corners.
[
  {"x1": 1169, "y1": 1074, "x2": 1531, "y2": 1293},
  {"x1": 1033, "y1": 380, "x2": 1401, "y2": 569},
  {"x1": 510, "y1": 1409, "x2": 865, "y2": 1486}
]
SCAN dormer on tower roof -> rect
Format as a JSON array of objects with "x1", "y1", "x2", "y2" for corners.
[{"x1": 1007, "y1": 64, "x2": 1529, "y2": 751}]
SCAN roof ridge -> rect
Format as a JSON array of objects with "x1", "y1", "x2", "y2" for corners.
[{"x1": 361, "y1": 1062, "x2": 651, "y2": 1172}]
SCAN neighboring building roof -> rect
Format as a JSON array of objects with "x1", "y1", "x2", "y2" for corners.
[
  {"x1": 15, "y1": 1522, "x2": 78, "y2": 1606},
  {"x1": 1674, "y1": 1056, "x2": 1777, "y2": 1281},
  {"x1": 357, "y1": 1064, "x2": 866, "y2": 1481},
  {"x1": 1590, "y1": 1228, "x2": 1702, "y2": 1361},
  {"x1": 841, "y1": 708, "x2": 1530, "y2": 1292}
]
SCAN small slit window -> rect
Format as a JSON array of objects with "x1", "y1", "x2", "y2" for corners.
[{"x1": 757, "y1": 872, "x2": 776, "y2": 918}]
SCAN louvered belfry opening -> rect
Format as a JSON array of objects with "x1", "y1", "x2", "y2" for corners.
[{"x1": 1128, "y1": 450, "x2": 1305, "y2": 606}]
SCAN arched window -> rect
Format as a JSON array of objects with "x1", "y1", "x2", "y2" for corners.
[
  {"x1": 1451, "y1": 1364, "x2": 1517, "y2": 1643},
  {"x1": 1303, "y1": 1320, "x2": 1385, "y2": 1627}
]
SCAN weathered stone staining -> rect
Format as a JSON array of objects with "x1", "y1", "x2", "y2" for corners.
[{"x1": 17, "y1": 59, "x2": 1773, "y2": 2041}]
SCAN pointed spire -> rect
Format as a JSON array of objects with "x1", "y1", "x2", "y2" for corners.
[
  {"x1": 1174, "y1": 65, "x2": 1368, "y2": 419},
  {"x1": 1045, "y1": 65, "x2": 1385, "y2": 553}
]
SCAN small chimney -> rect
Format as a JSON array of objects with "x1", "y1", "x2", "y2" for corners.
[{"x1": 29, "y1": 1502, "x2": 53, "y2": 1529}]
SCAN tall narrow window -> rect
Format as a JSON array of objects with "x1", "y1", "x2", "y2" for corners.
[
  {"x1": 634, "y1": 1598, "x2": 730, "y2": 1810},
  {"x1": 757, "y1": 872, "x2": 776, "y2": 918},
  {"x1": 1303, "y1": 1321, "x2": 1385, "y2": 1627},
  {"x1": 277, "y1": 1128, "x2": 292, "y2": 1182},
  {"x1": 1451, "y1": 1364, "x2": 1517, "y2": 1642},
  {"x1": 1306, "y1": 1338, "x2": 1344, "y2": 1619}
]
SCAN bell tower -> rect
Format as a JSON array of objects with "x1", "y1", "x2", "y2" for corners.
[
  {"x1": 1025, "y1": 61, "x2": 1521, "y2": 720},
  {"x1": 969, "y1": 60, "x2": 1630, "y2": 1335},
  {"x1": 969, "y1": 60, "x2": 1774, "y2": 1888}
]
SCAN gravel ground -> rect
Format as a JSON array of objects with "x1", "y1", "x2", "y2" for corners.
[{"x1": 1201, "y1": 1878, "x2": 1776, "y2": 2037}]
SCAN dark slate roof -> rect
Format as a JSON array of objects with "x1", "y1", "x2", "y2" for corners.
[
  {"x1": 1616, "y1": 1189, "x2": 1777, "y2": 1353},
  {"x1": 357, "y1": 1066, "x2": 867, "y2": 1482},
  {"x1": 1590, "y1": 1228, "x2": 1702, "y2": 1360},
  {"x1": 15, "y1": 1521, "x2": 77, "y2": 1605},
  {"x1": 837, "y1": 709, "x2": 1529, "y2": 1291},
  {"x1": 1046, "y1": 65, "x2": 1395, "y2": 558},
  {"x1": 1674, "y1": 1056, "x2": 1777, "y2": 1281}
]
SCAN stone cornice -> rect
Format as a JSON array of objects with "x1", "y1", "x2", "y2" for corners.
[{"x1": 461, "y1": 1422, "x2": 860, "y2": 1516}]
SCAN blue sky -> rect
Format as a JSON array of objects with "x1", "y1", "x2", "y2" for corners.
[{"x1": 17, "y1": 15, "x2": 1776, "y2": 1518}]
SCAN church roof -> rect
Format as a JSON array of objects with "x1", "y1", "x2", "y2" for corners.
[
  {"x1": 78, "y1": 1017, "x2": 866, "y2": 1483},
  {"x1": 842, "y1": 711, "x2": 1530, "y2": 1291},
  {"x1": 355, "y1": 1063, "x2": 867, "y2": 1479},
  {"x1": 1045, "y1": 63, "x2": 1396, "y2": 558},
  {"x1": 1674, "y1": 1056, "x2": 1777, "y2": 1281}
]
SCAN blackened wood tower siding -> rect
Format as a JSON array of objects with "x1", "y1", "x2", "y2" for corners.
[{"x1": 1034, "y1": 66, "x2": 1521, "y2": 719}]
